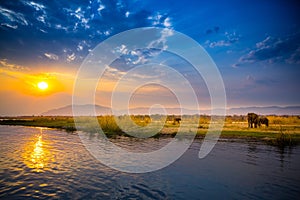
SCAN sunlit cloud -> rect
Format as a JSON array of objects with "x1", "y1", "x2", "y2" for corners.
[{"x1": 0, "y1": 59, "x2": 29, "y2": 71}]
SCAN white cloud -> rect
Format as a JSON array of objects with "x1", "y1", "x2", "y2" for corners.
[
  {"x1": 1, "y1": 23, "x2": 18, "y2": 29},
  {"x1": 77, "y1": 44, "x2": 83, "y2": 51},
  {"x1": 37, "y1": 15, "x2": 46, "y2": 24},
  {"x1": 114, "y1": 44, "x2": 128, "y2": 55},
  {"x1": 103, "y1": 30, "x2": 111, "y2": 36},
  {"x1": 205, "y1": 31, "x2": 241, "y2": 48},
  {"x1": 148, "y1": 13, "x2": 162, "y2": 26},
  {"x1": 148, "y1": 13, "x2": 172, "y2": 28},
  {"x1": 163, "y1": 17, "x2": 172, "y2": 28},
  {"x1": 148, "y1": 28, "x2": 174, "y2": 50},
  {"x1": 23, "y1": 1, "x2": 45, "y2": 11},
  {"x1": 125, "y1": 11, "x2": 130, "y2": 18},
  {"x1": 67, "y1": 53, "x2": 76, "y2": 62},
  {"x1": 65, "y1": 7, "x2": 91, "y2": 30},
  {"x1": 77, "y1": 40, "x2": 90, "y2": 51},
  {"x1": 97, "y1": 4, "x2": 105, "y2": 13},
  {"x1": 44, "y1": 53, "x2": 59, "y2": 60},
  {"x1": 54, "y1": 24, "x2": 68, "y2": 31},
  {"x1": 39, "y1": 28, "x2": 47, "y2": 33},
  {"x1": 0, "y1": 6, "x2": 28, "y2": 26},
  {"x1": 22, "y1": 1, "x2": 48, "y2": 26},
  {"x1": 206, "y1": 40, "x2": 231, "y2": 48}
]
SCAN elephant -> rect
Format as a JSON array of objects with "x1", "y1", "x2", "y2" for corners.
[
  {"x1": 166, "y1": 116, "x2": 181, "y2": 125},
  {"x1": 247, "y1": 113, "x2": 259, "y2": 128},
  {"x1": 173, "y1": 117, "x2": 181, "y2": 124},
  {"x1": 258, "y1": 116, "x2": 269, "y2": 127}
]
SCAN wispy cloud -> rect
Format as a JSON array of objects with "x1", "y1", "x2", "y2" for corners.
[
  {"x1": 205, "y1": 40, "x2": 231, "y2": 48},
  {"x1": 0, "y1": 59, "x2": 29, "y2": 71},
  {"x1": 148, "y1": 28, "x2": 174, "y2": 50},
  {"x1": 23, "y1": 1, "x2": 45, "y2": 11},
  {"x1": 0, "y1": 6, "x2": 28, "y2": 28},
  {"x1": 44, "y1": 53, "x2": 59, "y2": 60},
  {"x1": 205, "y1": 31, "x2": 241, "y2": 48},
  {"x1": 0, "y1": 23, "x2": 18, "y2": 29},
  {"x1": 22, "y1": 1, "x2": 48, "y2": 25}
]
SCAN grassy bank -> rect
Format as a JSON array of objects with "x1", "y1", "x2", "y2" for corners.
[{"x1": 1, "y1": 115, "x2": 300, "y2": 146}]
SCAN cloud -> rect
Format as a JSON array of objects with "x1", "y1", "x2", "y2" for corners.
[
  {"x1": 0, "y1": 23, "x2": 18, "y2": 29},
  {"x1": 205, "y1": 31, "x2": 241, "y2": 48},
  {"x1": 0, "y1": 0, "x2": 168, "y2": 64},
  {"x1": 286, "y1": 47, "x2": 300, "y2": 64},
  {"x1": 22, "y1": 1, "x2": 48, "y2": 25},
  {"x1": 67, "y1": 53, "x2": 76, "y2": 62},
  {"x1": 236, "y1": 33, "x2": 300, "y2": 66},
  {"x1": 44, "y1": 53, "x2": 59, "y2": 60},
  {"x1": 148, "y1": 28, "x2": 174, "y2": 50},
  {"x1": 148, "y1": 13, "x2": 172, "y2": 28},
  {"x1": 23, "y1": 1, "x2": 45, "y2": 11},
  {"x1": 0, "y1": 6, "x2": 28, "y2": 28},
  {"x1": 54, "y1": 24, "x2": 68, "y2": 31},
  {"x1": 206, "y1": 40, "x2": 231, "y2": 48},
  {"x1": 73, "y1": 7, "x2": 90, "y2": 30},
  {"x1": 0, "y1": 59, "x2": 29, "y2": 71},
  {"x1": 77, "y1": 40, "x2": 90, "y2": 52}
]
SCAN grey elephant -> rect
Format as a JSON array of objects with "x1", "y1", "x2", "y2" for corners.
[
  {"x1": 247, "y1": 113, "x2": 259, "y2": 128},
  {"x1": 258, "y1": 116, "x2": 269, "y2": 127}
]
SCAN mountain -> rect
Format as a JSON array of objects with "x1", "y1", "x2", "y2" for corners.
[
  {"x1": 116, "y1": 107, "x2": 200, "y2": 115},
  {"x1": 41, "y1": 105, "x2": 300, "y2": 116},
  {"x1": 42, "y1": 104, "x2": 112, "y2": 116},
  {"x1": 225, "y1": 106, "x2": 300, "y2": 115}
]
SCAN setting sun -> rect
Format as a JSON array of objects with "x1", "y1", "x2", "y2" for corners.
[{"x1": 37, "y1": 81, "x2": 48, "y2": 90}]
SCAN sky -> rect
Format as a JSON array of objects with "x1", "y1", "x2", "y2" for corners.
[{"x1": 0, "y1": 0, "x2": 299, "y2": 116}]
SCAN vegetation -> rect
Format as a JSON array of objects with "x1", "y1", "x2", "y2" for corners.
[{"x1": 0, "y1": 115, "x2": 300, "y2": 146}]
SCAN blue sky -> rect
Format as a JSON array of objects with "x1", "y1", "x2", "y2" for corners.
[{"x1": 0, "y1": 0, "x2": 299, "y2": 115}]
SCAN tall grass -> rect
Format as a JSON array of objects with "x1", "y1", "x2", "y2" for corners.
[{"x1": 1, "y1": 115, "x2": 299, "y2": 143}]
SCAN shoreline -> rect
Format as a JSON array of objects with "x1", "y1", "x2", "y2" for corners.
[{"x1": 1, "y1": 117, "x2": 299, "y2": 147}]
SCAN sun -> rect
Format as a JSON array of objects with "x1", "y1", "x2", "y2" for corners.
[{"x1": 37, "y1": 81, "x2": 48, "y2": 90}]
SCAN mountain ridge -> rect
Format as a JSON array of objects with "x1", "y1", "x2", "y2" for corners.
[{"x1": 41, "y1": 104, "x2": 300, "y2": 116}]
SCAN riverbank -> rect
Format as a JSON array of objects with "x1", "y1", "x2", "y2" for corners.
[{"x1": 1, "y1": 115, "x2": 299, "y2": 146}]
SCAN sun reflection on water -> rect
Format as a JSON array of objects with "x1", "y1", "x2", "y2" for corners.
[{"x1": 23, "y1": 128, "x2": 52, "y2": 172}]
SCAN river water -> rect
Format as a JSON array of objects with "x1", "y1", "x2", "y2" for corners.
[{"x1": 0, "y1": 126, "x2": 299, "y2": 199}]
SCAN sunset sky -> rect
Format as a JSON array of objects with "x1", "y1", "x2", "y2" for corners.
[{"x1": 0, "y1": 0, "x2": 299, "y2": 116}]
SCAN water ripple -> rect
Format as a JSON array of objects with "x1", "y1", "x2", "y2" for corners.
[{"x1": 0, "y1": 126, "x2": 299, "y2": 199}]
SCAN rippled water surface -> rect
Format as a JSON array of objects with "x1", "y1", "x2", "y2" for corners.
[{"x1": 0, "y1": 126, "x2": 299, "y2": 199}]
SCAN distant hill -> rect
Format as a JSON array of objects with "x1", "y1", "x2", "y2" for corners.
[
  {"x1": 225, "y1": 106, "x2": 300, "y2": 115},
  {"x1": 41, "y1": 105, "x2": 300, "y2": 116},
  {"x1": 42, "y1": 104, "x2": 112, "y2": 116},
  {"x1": 117, "y1": 107, "x2": 200, "y2": 115}
]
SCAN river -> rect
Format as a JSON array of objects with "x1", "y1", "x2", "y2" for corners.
[{"x1": 0, "y1": 126, "x2": 299, "y2": 199}]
